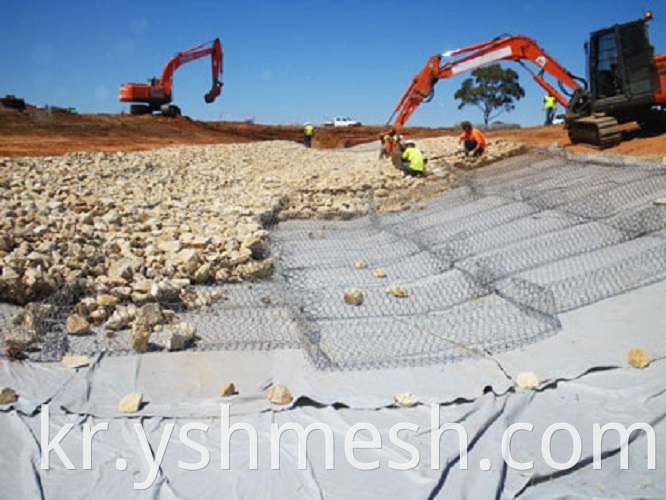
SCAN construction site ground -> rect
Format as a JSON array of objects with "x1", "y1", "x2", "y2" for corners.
[
  {"x1": 1, "y1": 107, "x2": 666, "y2": 498},
  {"x1": 2, "y1": 106, "x2": 666, "y2": 158}
]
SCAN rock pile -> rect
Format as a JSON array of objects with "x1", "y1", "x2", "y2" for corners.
[{"x1": 0, "y1": 137, "x2": 524, "y2": 354}]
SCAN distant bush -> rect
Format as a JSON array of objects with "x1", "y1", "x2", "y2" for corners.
[{"x1": 488, "y1": 121, "x2": 521, "y2": 130}]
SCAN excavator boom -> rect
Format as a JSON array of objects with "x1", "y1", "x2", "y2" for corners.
[
  {"x1": 385, "y1": 35, "x2": 582, "y2": 149},
  {"x1": 119, "y1": 38, "x2": 224, "y2": 117}
]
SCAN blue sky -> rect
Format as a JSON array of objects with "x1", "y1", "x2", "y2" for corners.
[{"x1": 2, "y1": 0, "x2": 665, "y2": 127}]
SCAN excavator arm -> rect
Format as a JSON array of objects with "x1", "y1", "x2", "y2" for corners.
[
  {"x1": 158, "y1": 38, "x2": 224, "y2": 104},
  {"x1": 119, "y1": 38, "x2": 224, "y2": 116},
  {"x1": 383, "y1": 35, "x2": 585, "y2": 154}
]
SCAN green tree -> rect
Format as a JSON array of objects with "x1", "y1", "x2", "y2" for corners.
[{"x1": 454, "y1": 64, "x2": 525, "y2": 127}]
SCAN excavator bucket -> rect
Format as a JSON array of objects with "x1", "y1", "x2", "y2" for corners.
[
  {"x1": 391, "y1": 149, "x2": 403, "y2": 170},
  {"x1": 204, "y1": 80, "x2": 223, "y2": 103},
  {"x1": 380, "y1": 132, "x2": 404, "y2": 169}
]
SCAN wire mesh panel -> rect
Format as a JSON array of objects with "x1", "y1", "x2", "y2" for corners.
[
  {"x1": 288, "y1": 270, "x2": 487, "y2": 321},
  {"x1": 281, "y1": 251, "x2": 449, "y2": 290},
  {"x1": 309, "y1": 294, "x2": 559, "y2": 371},
  {"x1": 496, "y1": 237, "x2": 666, "y2": 314},
  {"x1": 1, "y1": 151, "x2": 664, "y2": 371},
  {"x1": 455, "y1": 221, "x2": 629, "y2": 283},
  {"x1": 275, "y1": 230, "x2": 422, "y2": 269},
  {"x1": 391, "y1": 201, "x2": 539, "y2": 249},
  {"x1": 433, "y1": 210, "x2": 586, "y2": 263},
  {"x1": 381, "y1": 196, "x2": 512, "y2": 238},
  {"x1": 560, "y1": 175, "x2": 666, "y2": 220}
]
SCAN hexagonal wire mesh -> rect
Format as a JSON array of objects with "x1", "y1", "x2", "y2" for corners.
[{"x1": 1, "y1": 151, "x2": 665, "y2": 370}]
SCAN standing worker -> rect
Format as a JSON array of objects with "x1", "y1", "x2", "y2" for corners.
[
  {"x1": 304, "y1": 121, "x2": 314, "y2": 148},
  {"x1": 458, "y1": 121, "x2": 486, "y2": 157},
  {"x1": 543, "y1": 93, "x2": 557, "y2": 125},
  {"x1": 400, "y1": 140, "x2": 426, "y2": 177}
]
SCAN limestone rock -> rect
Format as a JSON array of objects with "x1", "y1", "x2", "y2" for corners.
[
  {"x1": 61, "y1": 354, "x2": 92, "y2": 369},
  {"x1": 153, "y1": 327, "x2": 183, "y2": 351},
  {"x1": 104, "y1": 305, "x2": 136, "y2": 331},
  {"x1": 344, "y1": 288, "x2": 364, "y2": 306},
  {"x1": 386, "y1": 287, "x2": 407, "y2": 298},
  {"x1": 176, "y1": 248, "x2": 201, "y2": 273},
  {"x1": 73, "y1": 297, "x2": 96, "y2": 317},
  {"x1": 628, "y1": 348, "x2": 650, "y2": 369},
  {"x1": 240, "y1": 236, "x2": 266, "y2": 260},
  {"x1": 183, "y1": 235, "x2": 211, "y2": 249},
  {"x1": 66, "y1": 314, "x2": 91, "y2": 335},
  {"x1": 108, "y1": 258, "x2": 134, "y2": 282},
  {"x1": 193, "y1": 263, "x2": 213, "y2": 284},
  {"x1": 220, "y1": 383, "x2": 236, "y2": 397},
  {"x1": 95, "y1": 294, "x2": 119, "y2": 307},
  {"x1": 394, "y1": 393, "x2": 418, "y2": 407},
  {"x1": 149, "y1": 280, "x2": 181, "y2": 303},
  {"x1": 131, "y1": 280, "x2": 154, "y2": 294},
  {"x1": 0, "y1": 387, "x2": 18, "y2": 405},
  {"x1": 89, "y1": 308, "x2": 109, "y2": 324},
  {"x1": 154, "y1": 322, "x2": 195, "y2": 351},
  {"x1": 134, "y1": 303, "x2": 163, "y2": 328},
  {"x1": 372, "y1": 268, "x2": 387, "y2": 278},
  {"x1": 178, "y1": 321, "x2": 197, "y2": 339},
  {"x1": 3, "y1": 327, "x2": 37, "y2": 358},
  {"x1": 118, "y1": 393, "x2": 143, "y2": 413},
  {"x1": 268, "y1": 384, "x2": 293, "y2": 405},
  {"x1": 516, "y1": 371, "x2": 540, "y2": 390},
  {"x1": 0, "y1": 235, "x2": 15, "y2": 252},
  {"x1": 158, "y1": 240, "x2": 182, "y2": 253},
  {"x1": 237, "y1": 258, "x2": 274, "y2": 279}
]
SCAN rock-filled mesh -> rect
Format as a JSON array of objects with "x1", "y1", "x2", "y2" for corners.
[
  {"x1": 2, "y1": 150, "x2": 666, "y2": 369},
  {"x1": 270, "y1": 153, "x2": 666, "y2": 370}
]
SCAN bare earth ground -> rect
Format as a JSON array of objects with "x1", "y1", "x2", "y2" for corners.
[{"x1": 1, "y1": 106, "x2": 665, "y2": 158}]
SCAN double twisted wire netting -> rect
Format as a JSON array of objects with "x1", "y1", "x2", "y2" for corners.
[
  {"x1": 2, "y1": 150, "x2": 665, "y2": 369},
  {"x1": 272, "y1": 151, "x2": 666, "y2": 370}
]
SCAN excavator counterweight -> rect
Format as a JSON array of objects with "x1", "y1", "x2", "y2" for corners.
[{"x1": 119, "y1": 38, "x2": 224, "y2": 117}]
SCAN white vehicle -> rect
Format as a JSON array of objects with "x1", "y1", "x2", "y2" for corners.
[{"x1": 323, "y1": 116, "x2": 362, "y2": 127}]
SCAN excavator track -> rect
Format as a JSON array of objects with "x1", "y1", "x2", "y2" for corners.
[{"x1": 567, "y1": 115, "x2": 621, "y2": 149}]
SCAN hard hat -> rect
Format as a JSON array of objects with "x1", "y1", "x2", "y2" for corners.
[
  {"x1": 305, "y1": 121, "x2": 311, "y2": 125},
  {"x1": 405, "y1": 140, "x2": 416, "y2": 146}
]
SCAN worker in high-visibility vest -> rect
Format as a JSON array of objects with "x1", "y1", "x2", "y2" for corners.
[
  {"x1": 303, "y1": 122, "x2": 314, "y2": 148},
  {"x1": 400, "y1": 140, "x2": 426, "y2": 177},
  {"x1": 458, "y1": 121, "x2": 486, "y2": 157},
  {"x1": 543, "y1": 94, "x2": 557, "y2": 125}
]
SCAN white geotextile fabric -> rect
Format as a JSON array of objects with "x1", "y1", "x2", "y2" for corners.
[{"x1": 1, "y1": 281, "x2": 664, "y2": 498}]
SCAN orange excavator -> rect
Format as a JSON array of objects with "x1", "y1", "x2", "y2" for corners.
[
  {"x1": 119, "y1": 38, "x2": 223, "y2": 117},
  {"x1": 382, "y1": 13, "x2": 666, "y2": 157}
]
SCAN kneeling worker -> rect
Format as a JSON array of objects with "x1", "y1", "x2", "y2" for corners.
[
  {"x1": 400, "y1": 140, "x2": 426, "y2": 177},
  {"x1": 458, "y1": 121, "x2": 486, "y2": 157}
]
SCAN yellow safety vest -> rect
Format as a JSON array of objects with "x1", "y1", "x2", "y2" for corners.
[
  {"x1": 401, "y1": 147, "x2": 425, "y2": 172},
  {"x1": 544, "y1": 95, "x2": 557, "y2": 109},
  {"x1": 304, "y1": 125, "x2": 314, "y2": 136}
]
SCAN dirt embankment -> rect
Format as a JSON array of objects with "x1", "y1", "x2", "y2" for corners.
[{"x1": 1, "y1": 106, "x2": 665, "y2": 158}]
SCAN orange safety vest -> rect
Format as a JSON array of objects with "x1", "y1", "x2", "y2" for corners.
[{"x1": 459, "y1": 128, "x2": 486, "y2": 149}]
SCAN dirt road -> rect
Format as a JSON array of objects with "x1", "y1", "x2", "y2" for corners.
[{"x1": 1, "y1": 106, "x2": 665, "y2": 158}]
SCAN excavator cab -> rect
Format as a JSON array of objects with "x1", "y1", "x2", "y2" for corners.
[{"x1": 587, "y1": 16, "x2": 660, "y2": 120}]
